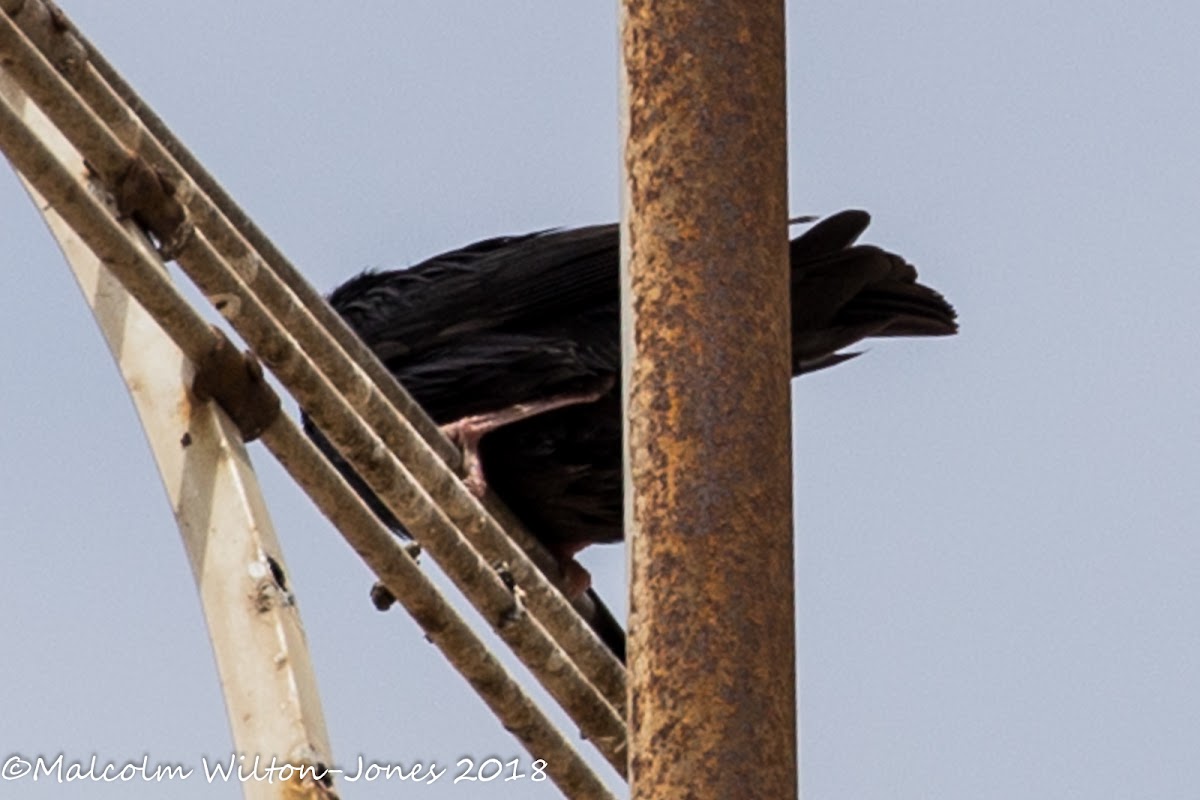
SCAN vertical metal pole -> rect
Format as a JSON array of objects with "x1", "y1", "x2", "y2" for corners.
[{"x1": 620, "y1": 1, "x2": 796, "y2": 798}]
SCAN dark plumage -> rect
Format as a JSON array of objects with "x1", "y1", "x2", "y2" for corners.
[{"x1": 305, "y1": 210, "x2": 956, "y2": 579}]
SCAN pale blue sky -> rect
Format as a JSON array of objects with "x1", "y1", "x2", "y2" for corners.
[{"x1": 2, "y1": 3, "x2": 1198, "y2": 798}]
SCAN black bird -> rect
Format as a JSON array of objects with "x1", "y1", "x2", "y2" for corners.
[{"x1": 305, "y1": 210, "x2": 957, "y2": 594}]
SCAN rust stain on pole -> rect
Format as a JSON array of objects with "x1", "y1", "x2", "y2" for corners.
[{"x1": 620, "y1": 0, "x2": 796, "y2": 797}]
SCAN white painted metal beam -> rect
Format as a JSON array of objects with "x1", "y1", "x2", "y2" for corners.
[{"x1": 1, "y1": 70, "x2": 338, "y2": 800}]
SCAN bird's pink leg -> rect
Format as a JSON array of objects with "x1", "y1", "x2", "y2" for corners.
[{"x1": 441, "y1": 382, "x2": 612, "y2": 497}]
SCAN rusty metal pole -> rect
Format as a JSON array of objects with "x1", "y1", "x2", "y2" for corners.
[{"x1": 619, "y1": 1, "x2": 796, "y2": 797}]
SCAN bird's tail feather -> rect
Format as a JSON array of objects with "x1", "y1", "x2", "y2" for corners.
[
  {"x1": 788, "y1": 210, "x2": 957, "y2": 373},
  {"x1": 840, "y1": 284, "x2": 958, "y2": 337}
]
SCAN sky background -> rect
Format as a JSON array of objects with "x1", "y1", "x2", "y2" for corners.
[{"x1": 2, "y1": 2, "x2": 1199, "y2": 798}]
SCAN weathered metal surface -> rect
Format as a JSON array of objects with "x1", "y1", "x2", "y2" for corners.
[
  {"x1": 620, "y1": 1, "x2": 798, "y2": 797},
  {"x1": 0, "y1": 9, "x2": 627, "y2": 790},
  {"x1": 1, "y1": 2, "x2": 629, "y2": 693},
  {"x1": 1, "y1": 69, "x2": 338, "y2": 800}
]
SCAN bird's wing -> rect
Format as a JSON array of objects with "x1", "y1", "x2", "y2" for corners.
[{"x1": 328, "y1": 225, "x2": 619, "y2": 361}]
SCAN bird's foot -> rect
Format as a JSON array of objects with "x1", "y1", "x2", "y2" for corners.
[
  {"x1": 560, "y1": 558, "x2": 593, "y2": 599},
  {"x1": 440, "y1": 417, "x2": 491, "y2": 497},
  {"x1": 546, "y1": 539, "x2": 594, "y2": 599}
]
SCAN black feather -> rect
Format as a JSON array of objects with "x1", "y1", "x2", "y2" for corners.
[{"x1": 305, "y1": 209, "x2": 956, "y2": 556}]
